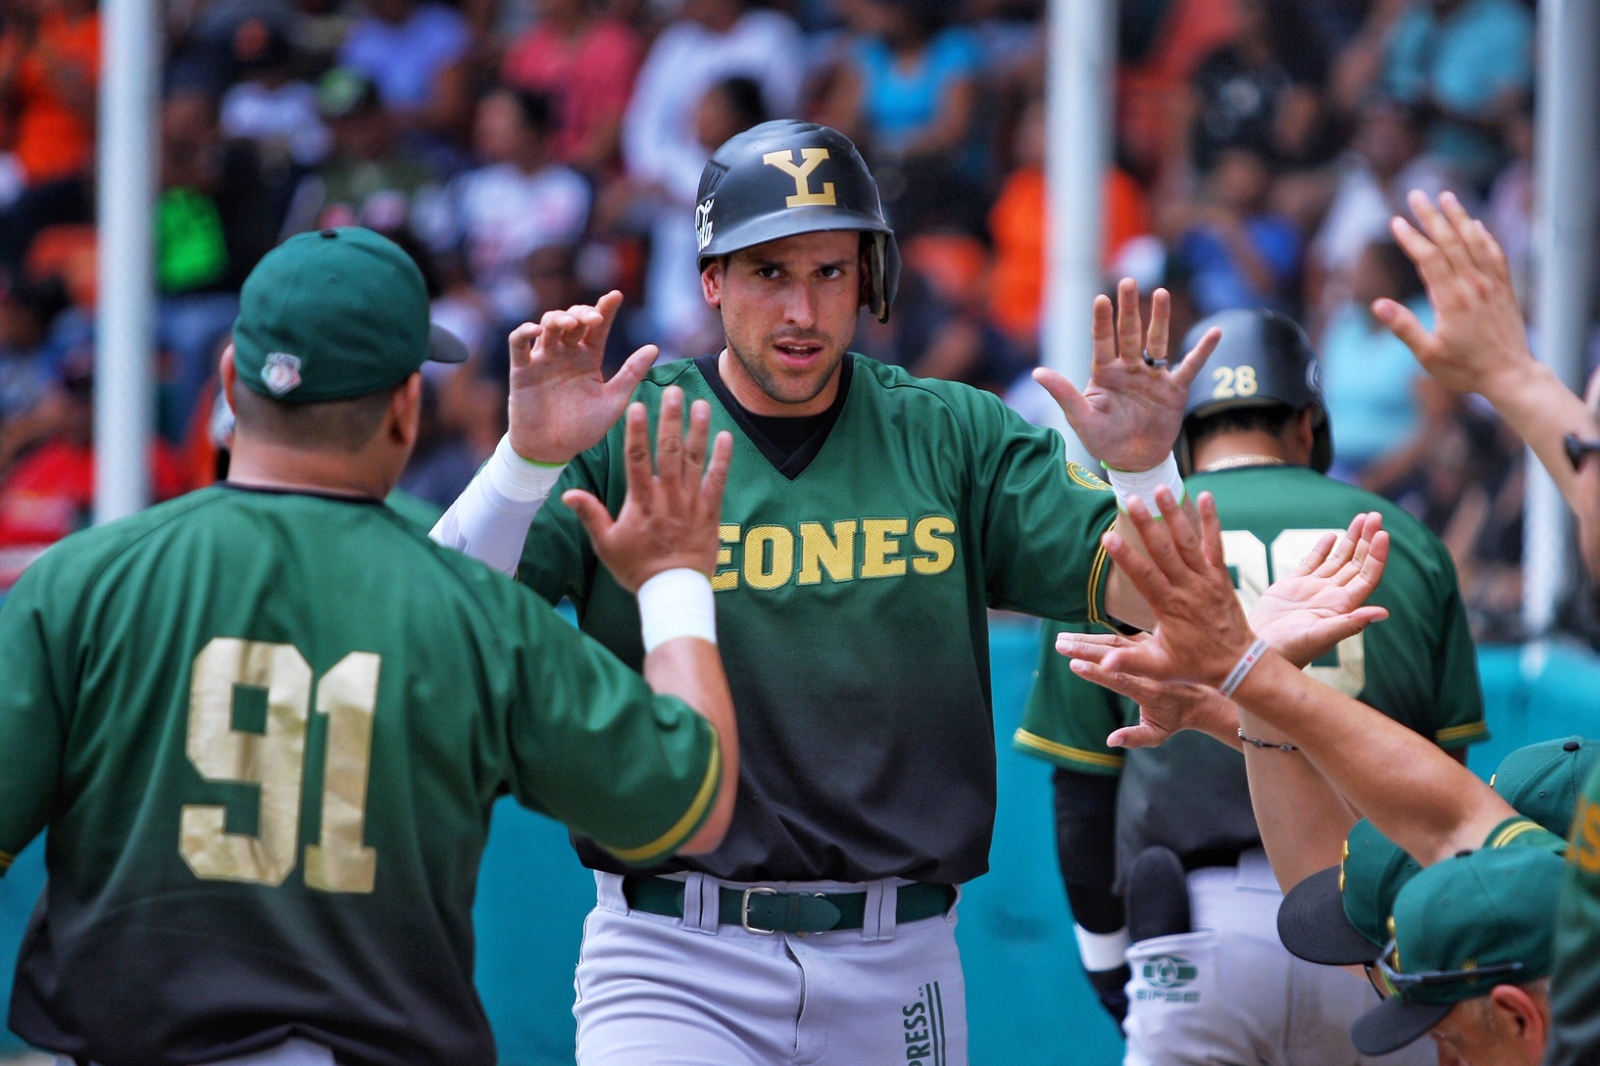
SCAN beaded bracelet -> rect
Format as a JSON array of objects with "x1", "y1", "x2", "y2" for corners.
[{"x1": 1238, "y1": 730, "x2": 1299, "y2": 753}]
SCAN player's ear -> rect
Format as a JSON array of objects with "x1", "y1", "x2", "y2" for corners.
[
  {"x1": 219, "y1": 344, "x2": 238, "y2": 411},
  {"x1": 701, "y1": 257, "x2": 726, "y2": 309},
  {"x1": 1487, "y1": 983, "x2": 1547, "y2": 1055},
  {"x1": 391, "y1": 372, "x2": 423, "y2": 450}
]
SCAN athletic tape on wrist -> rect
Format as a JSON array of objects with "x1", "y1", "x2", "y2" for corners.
[
  {"x1": 486, "y1": 434, "x2": 566, "y2": 505},
  {"x1": 1103, "y1": 453, "x2": 1186, "y2": 515},
  {"x1": 1218, "y1": 637, "x2": 1271, "y2": 698},
  {"x1": 1074, "y1": 924, "x2": 1132, "y2": 972},
  {"x1": 638, "y1": 568, "x2": 717, "y2": 653}
]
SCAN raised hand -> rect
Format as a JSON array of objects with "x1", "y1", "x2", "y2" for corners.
[
  {"x1": 1033, "y1": 279, "x2": 1222, "y2": 472},
  {"x1": 1248, "y1": 512, "x2": 1391, "y2": 669},
  {"x1": 509, "y1": 290, "x2": 660, "y2": 465},
  {"x1": 1054, "y1": 632, "x2": 1242, "y2": 751},
  {"x1": 562, "y1": 387, "x2": 734, "y2": 593},
  {"x1": 1374, "y1": 190, "x2": 1532, "y2": 397}
]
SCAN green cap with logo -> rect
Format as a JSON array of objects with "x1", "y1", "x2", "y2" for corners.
[
  {"x1": 1278, "y1": 818, "x2": 1421, "y2": 966},
  {"x1": 233, "y1": 227, "x2": 466, "y2": 405},
  {"x1": 1350, "y1": 845, "x2": 1564, "y2": 1056},
  {"x1": 1491, "y1": 736, "x2": 1599, "y2": 839}
]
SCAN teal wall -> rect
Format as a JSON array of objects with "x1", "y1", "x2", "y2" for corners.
[{"x1": 2, "y1": 622, "x2": 1596, "y2": 1064}]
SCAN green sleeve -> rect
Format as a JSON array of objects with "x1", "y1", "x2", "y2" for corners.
[
  {"x1": 0, "y1": 562, "x2": 67, "y2": 873},
  {"x1": 1428, "y1": 558, "x2": 1488, "y2": 750},
  {"x1": 497, "y1": 584, "x2": 720, "y2": 865},
  {"x1": 1549, "y1": 775, "x2": 1600, "y2": 1065},
  {"x1": 1014, "y1": 621, "x2": 1131, "y2": 775},
  {"x1": 516, "y1": 441, "x2": 609, "y2": 609},
  {"x1": 963, "y1": 391, "x2": 1121, "y2": 626}
]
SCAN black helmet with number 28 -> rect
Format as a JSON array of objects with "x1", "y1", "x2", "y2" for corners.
[
  {"x1": 695, "y1": 120, "x2": 901, "y2": 322},
  {"x1": 1176, "y1": 308, "x2": 1334, "y2": 475}
]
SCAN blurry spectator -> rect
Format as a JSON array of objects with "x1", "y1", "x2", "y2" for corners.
[
  {"x1": 0, "y1": 352, "x2": 187, "y2": 590},
  {"x1": 0, "y1": 276, "x2": 67, "y2": 467},
  {"x1": 500, "y1": 0, "x2": 643, "y2": 174},
  {"x1": 156, "y1": 88, "x2": 273, "y2": 442},
  {"x1": 219, "y1": 18, "x2": 331, "y2": 172},
  {"x1": 1307, "y1": 96, "x2": 1455, "y2": 319},
  {"x1": 1163, "y1": 144, "x2": 1300, "y2": 315},
  {"x1": 1319, "y1": 237, "x2": 1430, "y2": 483},
  {"x1": 987, "y1": 93, "x2": 1151, "y2": 346},
  {"x1": 395, "y1": 377, "x2": 480, "y2": 510},
  {"x1": 418, "y1": 88, "x2": 589, "y2": 324},
  {"x1": 816, "y1": 0, "x2": 982, "y2": 233},
  {"x1": 0, "y1": 0, "x2": 99, "y2": 271},
  {"x1": 337, "y1": 0, "x2": 473, "y2": 152},
  {"x1": 1339, "y1": 0, "x2": 1533, "y2": 188},
  {"x1": 1185, "y1": 0, "x2": 1330, "y2": 172},
  {"x1": 1484, "y1": 94, "x2": 1534, "y2": 305},
  {"x1": 280, "y1": 68, "x2": 439, "y2": 237}
]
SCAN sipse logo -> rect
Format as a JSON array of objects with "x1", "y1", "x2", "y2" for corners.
[
  {"x1": 261, "y1": 352, "x2": 302, "y2": 397},
  {"x1": 1136, "y1": 954, "x2": 1200, "y2": 1003},
  {"x1": 695, "y1": 199, "x2": 715, "y2": 251}
]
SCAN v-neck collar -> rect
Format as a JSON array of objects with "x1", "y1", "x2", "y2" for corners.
[{"x1": 693, "y1": 352, "x2": 854, "y2": 481}]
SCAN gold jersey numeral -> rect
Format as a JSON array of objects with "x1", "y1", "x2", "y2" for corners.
[{"x1": 181, "y1": 638, "x2": 382, "y2": 892}]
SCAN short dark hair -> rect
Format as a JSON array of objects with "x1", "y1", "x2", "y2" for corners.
[
  {"x1": 231, "y1": 382, "x2": 398, "y2": 453},
  {"x1": 1187, "y1": 402, "x2": 1298, "y2": 450}
]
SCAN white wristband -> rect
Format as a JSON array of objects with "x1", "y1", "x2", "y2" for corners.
[
  {"x1": 1103, "y1": 453, "x2": 1186, "y2": 514},
  {"x1": 1218, "y1": 637, "x2": 1271, "y2": 698},
  {"x1": 1074, "y1": 924, "x2": 1131, "y2": 972},
  {"x1": 638, "y1": 568, "x2": 717, "y2": 653},
  {"x1": 486, "y1": 434, "x2": 567, "y2": 505}
]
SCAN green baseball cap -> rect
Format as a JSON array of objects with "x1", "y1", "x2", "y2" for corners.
[
  {"x1": 1278, "y1": 819, "x2": 1421, "y2": 966},
  {"x1": 1350, "y1": 846, "x2": 1564, "y2": 1056},
  {"x1": 1491, "y1": 736, "x2": 1598, "y2": 839},
  {"x1": 233, "y1": 227, "x2": 467, "y2": 405}
]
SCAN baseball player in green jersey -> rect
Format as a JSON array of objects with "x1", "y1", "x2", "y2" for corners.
[
  {"x1": 0, "y1": 226, "x2": 741, "y2": 1066},
  {"x1": 1057, "y1": 491, "x2": 1561, "y2": 1065},
  {"x1": 1023, "y1": 308, "x2": 1485, "y2": 1064},
  {"x1": 433, "y1": 119, "x2": 1227, "y2": 1064}
]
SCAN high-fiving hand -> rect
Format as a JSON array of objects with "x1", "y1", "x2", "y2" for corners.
[
  {"x1": 1033, "y1": 279, "x2": 1222, "y2": 473},
  {"x1": 508, "y1": 290, "x2": 661, "y2": 465}
]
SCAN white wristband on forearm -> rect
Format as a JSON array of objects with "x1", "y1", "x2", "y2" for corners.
[
  {"x1": 1074, "y1": 924, "x2": 1132, "y2": 972},
  {"x1": 1218, "y1": 637, "x2": 1271, "y2": 698},
  {"x1": 1103, "y1": 453, "x2": 1186, "y2": 514},
  {"x1": 638, "y1": 568, "x2": 717, "y2": 652},
  {"x1": 486, "y1": 434, "x2": 567, "y2": 505}
]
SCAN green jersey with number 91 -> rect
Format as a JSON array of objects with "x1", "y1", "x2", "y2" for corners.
[
  {"x1": 0, "y1": 485, "x2": 720, "y2": 1066},
  {"x1": 1019, "y1": 464, "x2": 1486, "y2": 873}
]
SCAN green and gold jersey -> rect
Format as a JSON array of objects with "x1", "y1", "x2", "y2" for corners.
[
  {"x1": 519, "y1": 354, "x2": 1119, "y2": 884},
  {"x1": 0, "y1": 485, "x2": 718, "y2": 1066},
  {"x1": 1550, "y1": 764, "x2": 1600, "y2": 1065},
  {"x1": 1019, "y1": 464, "x2": 1486, "y2": 872}
]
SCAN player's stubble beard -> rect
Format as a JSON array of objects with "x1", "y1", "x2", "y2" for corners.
[{"x1": 724, "y1": 326, "x2": 848, "y2": 409}]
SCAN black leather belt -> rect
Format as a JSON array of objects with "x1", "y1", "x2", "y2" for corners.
[{"x1": 622, "y1": 875, "x2": 955, "y2": 935}]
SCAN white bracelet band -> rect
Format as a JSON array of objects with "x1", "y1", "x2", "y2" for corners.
[
  {"x1": 638, "y1": 568, "x2": 717, "y2": 653},
  {"x1": 1218, "y1": 637, "x2": 1271, "y2": 698},
  {"x1": 1074, "y1": 924, "x2": 1132, "y2": 972},
  {"x1": 1103, "y1": 453, "x2": 1186, "y2": 514},
  {"x1": 486, "y1": 434, "x2": 567, "y2": 505}
]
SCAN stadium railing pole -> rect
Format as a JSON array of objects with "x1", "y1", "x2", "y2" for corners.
[
  {"x1": 1525, "y1": 0, "x2": 1599, "y2": 648},
  {"x1": 1042, "y1": 0, "x2": 1113, "y2": 463},
  {"x1": 93, "y1": 0, "x2": 159, "y2": 524}
]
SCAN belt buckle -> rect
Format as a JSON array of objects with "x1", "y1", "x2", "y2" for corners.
[{"x1": 741, "y1": 886, "x2": 778, "y2": 934}]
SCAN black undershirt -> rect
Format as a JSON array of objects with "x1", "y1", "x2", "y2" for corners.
[{"x1": 693, "y1": 353, "x2": 853, "y2": 480}]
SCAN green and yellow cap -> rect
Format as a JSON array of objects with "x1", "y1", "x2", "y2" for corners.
[
  {"x1": 233, "y1": 227, "x2": 466, "y2": 404},
  {"x1": 1491, "y1": 736, "x2": 1598, "y2": 840},
  {"x1": 1350, "y1": 846, "x2": 1564, "y2": 1055},
  {"x1": 1277, "y1": 818, "x2": 1421, "y2": 966}
]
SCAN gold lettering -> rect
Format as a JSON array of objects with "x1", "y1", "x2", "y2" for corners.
[
  {"x1": 304, "y1": 652, "x2": 381, "y2": 893},
  {"x1": 743, "y1": 525, "x2": 795, "y2": 590},
  {"x1": 1580, "y1": 800, "x2": 1600, "y2": 875},
  {"x1": 911, "y1": 516, "x2": 956, "y2": 575},
  {"x1": 761, "y1": 148, "x2": 837, "y2": 208},
  {"x1": 798, "y1": 521, "x2": 856, "y2": 585},
  {"x1": 712, "y1": 524, "x2": 741, "y2": 591},
  {"x1": 861, "y1": 519, "x2": 908, "y2": 578}
]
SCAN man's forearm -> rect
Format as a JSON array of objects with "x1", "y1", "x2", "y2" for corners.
[
  {"x1": 1237, "y1": 704, "x2": 1359, "y2": 893},
  {"x1": 430, "y1": 436, "x2": 565, "y2": 574},
  {"x1": 1480, "y1": 360, "x2": 1600, "y2": 519},
  {"x1": 643, "y1": 636, "x2": 738, "y2": 855},
  {"x1": 1103, "y1": 495, "x2": 1203, "y2": 631},
  {"x1": 1232, "y1": 652, "x2": 1512, "y2": 864}
]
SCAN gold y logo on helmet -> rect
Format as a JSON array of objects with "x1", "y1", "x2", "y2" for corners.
[{"x1": 762, "y1": 148, "x2": 837, "y2": 208}]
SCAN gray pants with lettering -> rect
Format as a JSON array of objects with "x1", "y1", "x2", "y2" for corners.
[
  {"x1": 575, "y1": 871, "x2": 967, "y2": 1066},
  {"x1": 1122, "y1": 850, "x2": 1437, "y2": 1066}
]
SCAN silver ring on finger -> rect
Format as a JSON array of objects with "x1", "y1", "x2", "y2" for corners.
[{"x1": 1142, "y1": 350, "x2": 1169, "y2": 370}]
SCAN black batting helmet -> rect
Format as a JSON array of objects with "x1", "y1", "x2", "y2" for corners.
[
  {"x1": 1176, "y1": 309, "x2": 1333, "y2": 474},
  {"x1": 695, "y1": 120, "x2": 901, "y2": 322}
]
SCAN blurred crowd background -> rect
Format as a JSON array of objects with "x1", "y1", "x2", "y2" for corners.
[{"x1": 0, "y1": 0, "x2": 1559, "y2": 640}]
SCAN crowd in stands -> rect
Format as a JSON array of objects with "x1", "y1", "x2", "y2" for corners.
[{"x1": 0, "y1": 0, "x2": 1554, "y2": 638}]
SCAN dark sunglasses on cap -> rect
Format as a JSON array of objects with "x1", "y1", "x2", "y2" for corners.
[{"x1": 1364, "y1": 938, "x2": 1525, "y2": 1001}]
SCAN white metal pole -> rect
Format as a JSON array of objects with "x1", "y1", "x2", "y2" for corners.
[
  {"x1": 93, "y1": 0, "x2": 159, "y2": 524},
  {"x1": 1043, "y1": 0, "x2": 1114, "y2": 461},
  {"x1": 1525, "y1": 0, "x2": 1599, "y2": 638}
]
